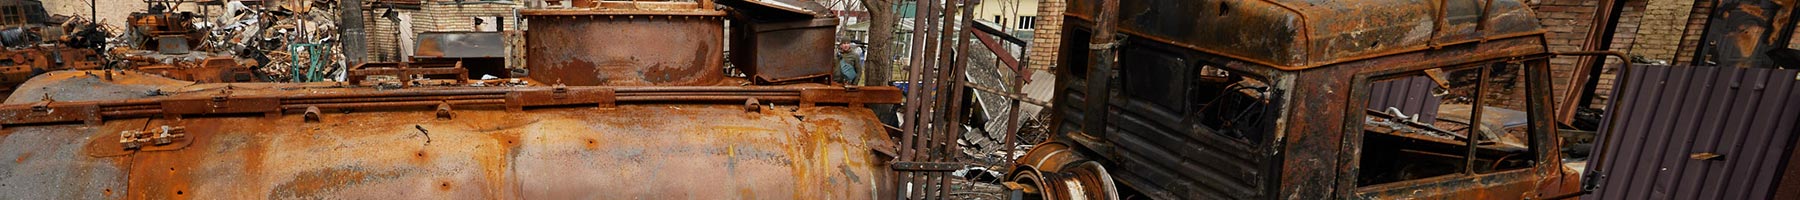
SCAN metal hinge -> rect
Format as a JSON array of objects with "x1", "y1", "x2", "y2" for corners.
[{"x1": 121, "y1": 125, "x2": 187, "y2": 150}]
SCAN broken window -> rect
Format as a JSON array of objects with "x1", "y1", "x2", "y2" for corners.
[
  {"x1": 1187, "y1": 67, "x2": 1275, "y2": 144},
  {"x1": 1355, "y1": 60, "x2": 1541, "y2": 187},
  {"x1": 1116, "y1": 48, "x2": 1276, "y2": 144}
]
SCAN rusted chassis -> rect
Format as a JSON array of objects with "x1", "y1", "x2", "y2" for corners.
[
  {"x1": 0, "y1": 71, "x2": 905, "y2": 199},
  {"x1": 1015, "y1": 0, "x2": 1580, "y2": 199}
]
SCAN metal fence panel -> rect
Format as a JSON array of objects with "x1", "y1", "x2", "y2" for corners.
[{"x1": 1586, "y1": 65, "x2": 1800, "y2": 200}]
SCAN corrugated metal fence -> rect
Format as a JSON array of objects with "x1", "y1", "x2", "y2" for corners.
[{"x1": 1585, "y1": 64, "x2": 1800, "y2": 200}]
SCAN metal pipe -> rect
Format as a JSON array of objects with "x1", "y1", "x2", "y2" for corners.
[
  {"x1": 1564, "y1": 0, "x2": 1627, "y2": 125},
  {"x1": 615, "y1": 96, "x2": 802, "y2": 102},
  {"x1": 938, "y1": 0, "x2": 978, "y2": 198},
  {"x1": 101, "y1": 109, "x2": 164, "y2": 117},
  {"x1": 1579, "y1": 60, "x2": 1636, "y2": 194},
  {"x1": 1082, "y1": 0, "x2": 1122, "y2": 135},
  {"x1": 614, "y1": 91, "x2": 800, "y2": 97},
  {"x1": 966, "y1": 84, "x2": 1050, "y2": 107},
  {"x1": 1466, "y1": 63, "x2": 1491, "y2": 174},
  {"x1": 280, "y1": 99, "x2": 506, "y2": 110},
  {"x1": 280, "y1": 95, "x2": 506, "y2": 104},
  {"x1": 1553, "y1": 50, "x2": 1628, "y2": 124},
  {"x1": 896, "y1": 0, "x2": 938, "y2": 198}
]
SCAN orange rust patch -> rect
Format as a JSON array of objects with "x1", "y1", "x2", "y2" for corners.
[
  {"x1": 412, "y1": 150, "x2": 431, "y2": 164},
  {"x1": 438, "y1": 180, "x2": 453, "y2": 191},
  {"x1": 270, "y1": 167, "x2": 402, "y2": 199},
  {"x1": 126, "y1": 120, "x2": 202, "y2": 200},
  {"x1": 13, "y1": 152, "x2": 25, "y2": 163},
  {"x1": 584, "y1": 138, "x2": 600, "y2": 149}
]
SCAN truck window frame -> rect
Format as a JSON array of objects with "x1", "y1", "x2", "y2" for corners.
[{"x1": 1343, "y1": 57, "x2": 1555, "y2": 197}]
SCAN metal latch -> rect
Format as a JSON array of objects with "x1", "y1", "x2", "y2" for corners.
[
  {"x1": 121, "y1": 125, "x2": 187, "y2": 150},
  {"x1": 551, "y1": 85, "x2": 570, "y2": 99}
]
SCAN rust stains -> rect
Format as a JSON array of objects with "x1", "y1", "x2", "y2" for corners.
[{"x1": 268, "y1": 167, "x2": 402, "y2": 199}]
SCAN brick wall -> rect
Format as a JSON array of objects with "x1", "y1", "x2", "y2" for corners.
[
  {"x1": 1529, "y1": 0, "x2": 1646, "y2": 109},
  {"x1": 1024, "y1": 0, "x2": 1064, "y2": 71},
  {"x1": 363, "y1": 7, "x2": 424, "y2": 62},
  {"x1": 1674, "y1": 0, "x2": 1715, "y2": 65},
  {"x1": 362, "y1": 1, "x2": 521, "y2": 63},
  {"x1": 1630, "y1": 0, "x2": 1697, "y2": 62},
  {"x1": 417, "y1": 2, "x2": 521, "y2": 32}
]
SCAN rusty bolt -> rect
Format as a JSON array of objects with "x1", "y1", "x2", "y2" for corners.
[
  {"x1": 304, "y1": 106, "x2": 322, "y2": 123},
  {"x1": 436, "y1": 103, "x2": 454, "y2": 120},
  {"x1": 119, "y1": 131, "x2": 144, "y2": 150},
  {"x1": 153, "y1": 125, "x2": 186, "y2": 145},
  {"x1": 745, "y1": 98, "x2": 761, "y2": 113}
]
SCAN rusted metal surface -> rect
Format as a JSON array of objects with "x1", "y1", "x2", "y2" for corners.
[
  {"x1": 714, "y1": 0, "x2": 838, "y2": 83},
  {"x1": 519, "y1": 4, "x2": 726, "y2": 86},
  {"x1": 0, "y1": 70, "x2": 901, "y2": 125},
  {"x1": 133, "y1": 56, "x2": 253, "y2": 83},
  {"x1": 887, "y1": 0, "x2": 984, "y2": 198},
  {"x1": 715, "y1": 0, "x2": 833, "y2": 20},
  {"x1": 0, "y1": 47, "x2": 103, "y2": 95},
  {"x1": 735, "y1": 18, "x2": 839, "y2": 83},
  {"x1": 1012, "y1": 0, "x2": 1577, "y2": 199},
  {"x1": 128, "y1": 11, "x2": 202, "y2": 54},
  {"x1": 1062, "y1": 0, "x2": 1545, "y2": 70},
  {"x1": 0, "y1": 70, "x2": 905, "y2": 199},
  {"x1": 1583, "y1": 65, "x2": 1800, "y2": 200},
  {"x1": 346, "y1": 61, "x2": 470, "y2": 87},
  {"x1": 413, "y1": 32, "x2": 508, "y2": 59}
]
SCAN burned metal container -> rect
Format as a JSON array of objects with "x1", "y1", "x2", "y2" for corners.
[
  {"x1": 413, "y1": 31, "x2": 512, "y2": 78},
  {"x1": 718, "y1": 0, "x2": 838, "y2": 83},
  {"x1": 414, "y1": 32, "x2": 509, "y2": 59},
  {"x1": 735, "y1": 18, "x2": 839, "y2": 83},
  {"x1": 1004, "y1": 0, "x2": 1581, "y2": 199},
  {"x1": 520, "y1": 2, "x2": 727, "y2": 86}
]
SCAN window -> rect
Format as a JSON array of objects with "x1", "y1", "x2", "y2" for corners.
[
  {"x1": 1116, "y1": 47, "x2": 1277, "y2": 143},
  {"x1": 1017, "y1": 16, "x2": 1036, "y2": 30},
  {"x1": 1355, "y1": 61, "x2": 1540, "y2": 187}
]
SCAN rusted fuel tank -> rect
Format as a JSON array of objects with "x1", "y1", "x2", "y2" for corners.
[
  {"x1": 0, "y1": 70, "x2": 900, "y2": 199},
  {"x1": 520, "y1": 1, "x2": 727, "y2": 86}
]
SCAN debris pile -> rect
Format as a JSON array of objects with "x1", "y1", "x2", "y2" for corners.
[{"x1": 136, "y1": 0, "x2": 349, "y2": 82}]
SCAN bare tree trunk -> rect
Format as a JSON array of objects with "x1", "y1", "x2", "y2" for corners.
[{"x1": 860, "y1": 0, "x2": 897, "y2": 86}]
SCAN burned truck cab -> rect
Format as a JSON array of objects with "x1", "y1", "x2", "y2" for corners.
[{"x1": 1013, "y1": 0, "x2": 1582, "y2": 199}]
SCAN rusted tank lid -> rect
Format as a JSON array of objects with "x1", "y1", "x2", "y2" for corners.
[
  {"x1": 521, "y1": 1, "x2": 727, "y2": 16},
  {"x1": 715, "y1": 0, "x2": 831, "y2": 20}
]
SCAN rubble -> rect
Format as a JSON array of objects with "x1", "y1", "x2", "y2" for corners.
[{"x1": 125, "y1": 0, "x2": 349, "y2": 82}]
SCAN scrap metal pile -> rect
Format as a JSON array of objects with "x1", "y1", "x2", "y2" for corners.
[
  {"x1": 0, "y1": 15, "x2": 110, "y2": 97},
  {"x1": 125, "y1": 0, "x2": 347, "y2": 82}
]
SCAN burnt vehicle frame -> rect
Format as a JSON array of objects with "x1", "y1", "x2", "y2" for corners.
[{"x1": 1007, "y1": 0, "x2": 1600, "y2": 199}]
